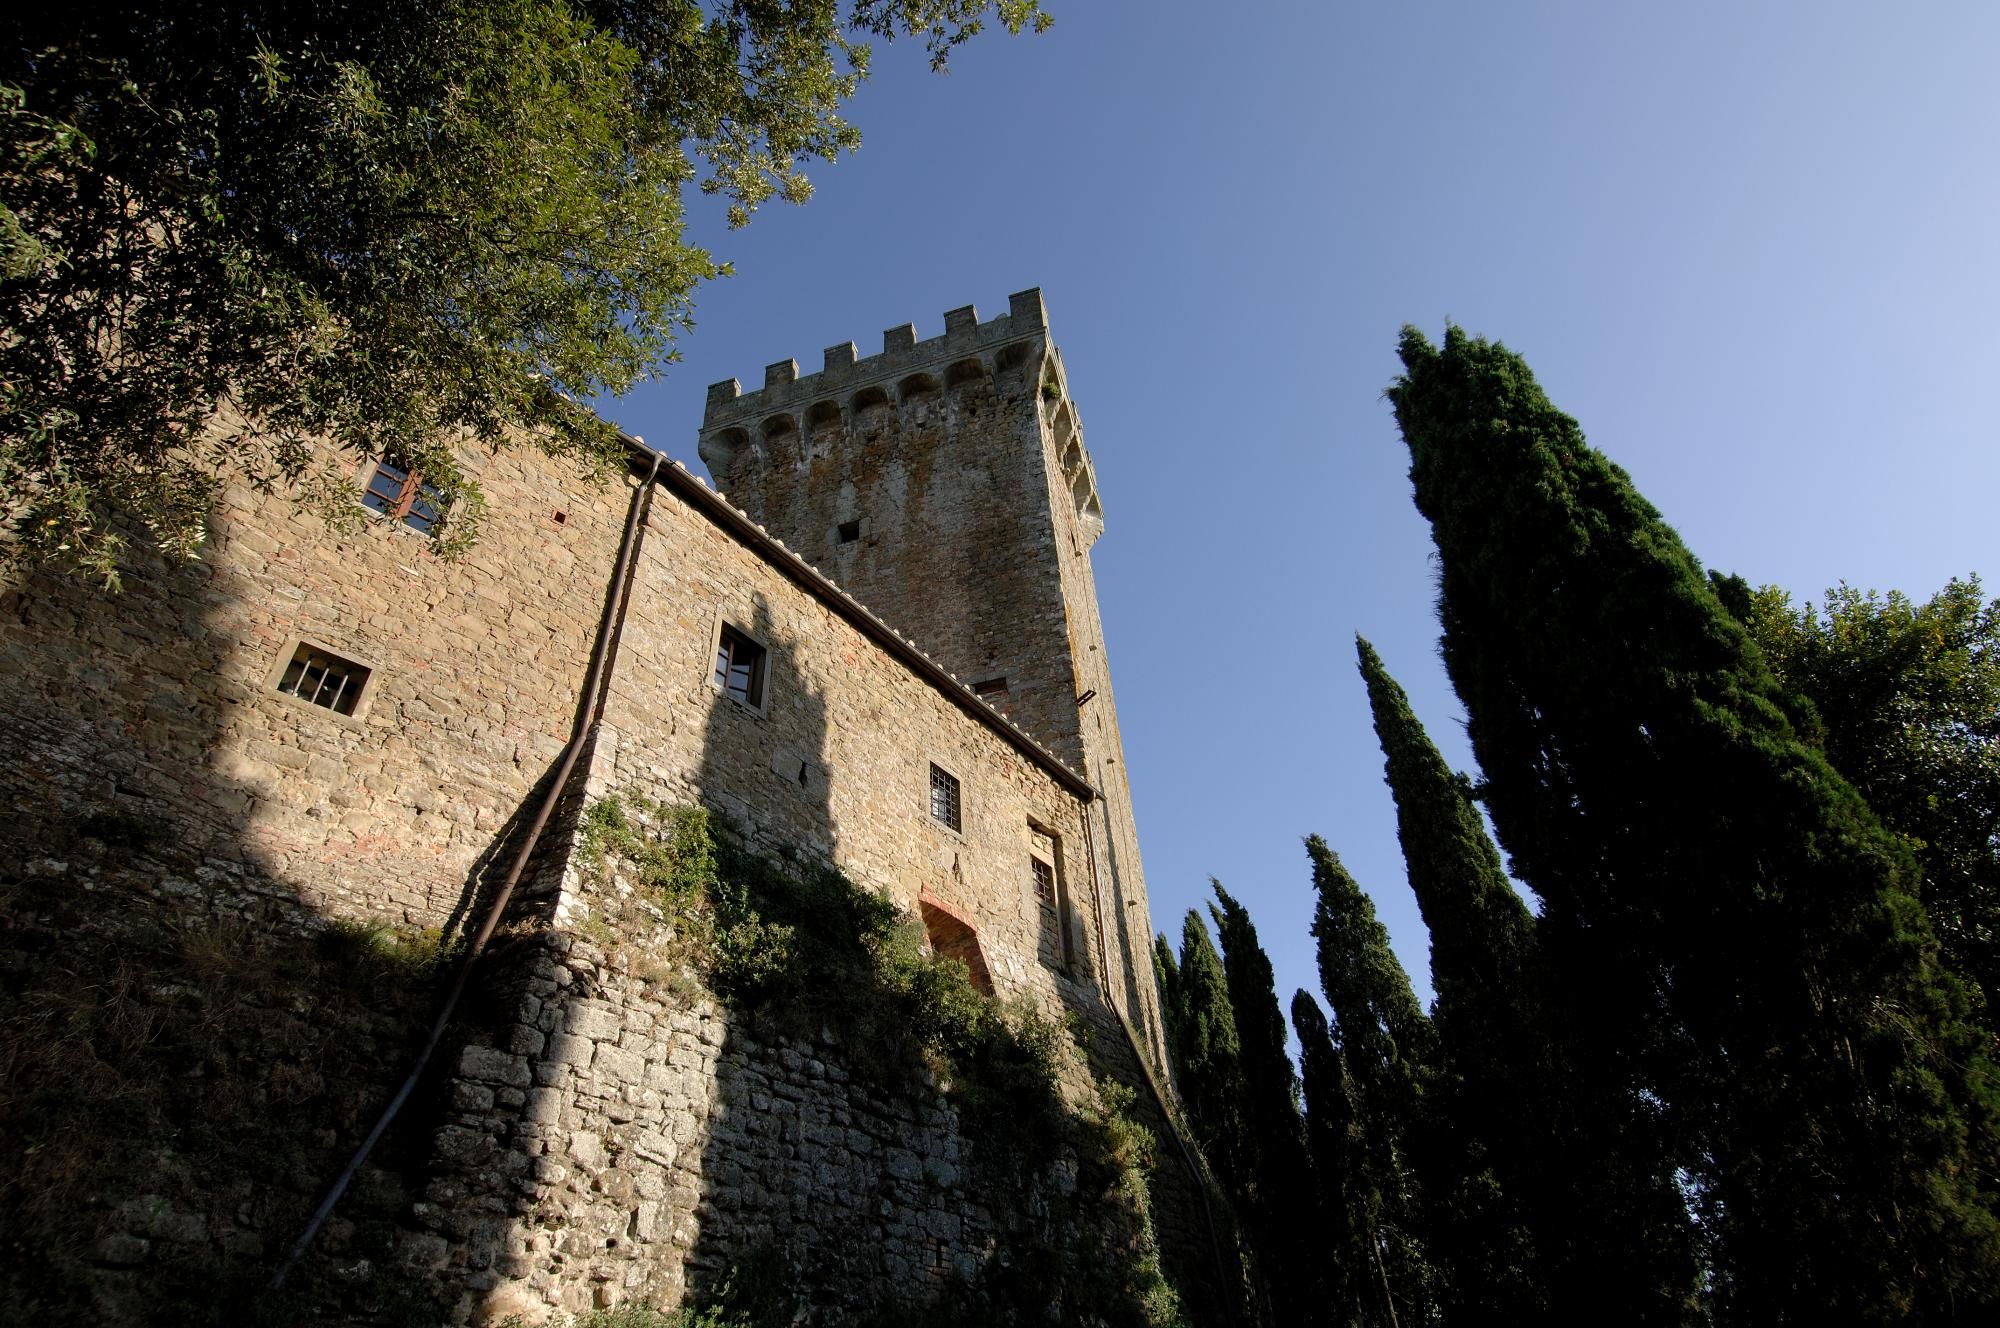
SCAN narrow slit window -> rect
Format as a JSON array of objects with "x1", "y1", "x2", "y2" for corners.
[
  {"x1": 714, "y1": 625, "x2": 767, "y2": 706},
  {"x1": 277, "y1": 643, "x2": 370, "y2": 716},
  {"x1": 929, "y1": 764, "x2": 961, "y2": 832}
]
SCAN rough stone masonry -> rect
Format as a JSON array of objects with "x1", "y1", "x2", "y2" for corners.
[{"x1": 0, "y1": 290, "x2": 1237, "y2": 1325}]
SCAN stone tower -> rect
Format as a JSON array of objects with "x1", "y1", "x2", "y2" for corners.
[{"x1": 697, "y1": 289, "x2": 1166, "y2": 1067}]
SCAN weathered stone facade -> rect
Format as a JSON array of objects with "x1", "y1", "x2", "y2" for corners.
[
  {"x1": 0, "y1": 292, "x2": 1229, "y2": 1325},
  {"x1": 698, "y1": 290, "x2": 1167, "y2": 1066}
]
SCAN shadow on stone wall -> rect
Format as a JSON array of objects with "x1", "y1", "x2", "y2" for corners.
[
  {"x1": 415, "y1": 582, "x2": 1204, "y2": 1325},
  {"x1": 0, "y1": 500, "x2": 1234, "y2": 1325},
  {"x1": 409, "y1": 593, "x2": 854, "y2": 1323},
  {"x1": 680, "y1": 596, "x2": 846, "y2": 1314},
  {"x1": 0, "y1": 538, "x2": 494, "y2": 1326}
]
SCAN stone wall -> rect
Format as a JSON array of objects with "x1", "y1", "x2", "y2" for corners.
[
  {"x1": 0, "y1": 419, "x2": 1227, "y2": 1323},
  {"x1": 570, "y1": 473, "x2": 1106, "y2": 1017},
  {"x1": 426, "y1": 932, "x2": 1044, "y2": 1324},
  {"x1": 0, "y1": 443, "x2": 636, "y2": 934},
  {"x1": 696, "y1": 290, "x2": 1170, "y2": 1070}
]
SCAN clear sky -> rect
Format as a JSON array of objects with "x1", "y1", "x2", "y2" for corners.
[{"x1": 612, "y1": 4, "x2": 2000, "y2": 1023}]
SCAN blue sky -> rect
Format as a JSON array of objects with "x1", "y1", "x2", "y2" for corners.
[{"x1": 613, "y1": 4, "x2": 2000, "y2": 1021}]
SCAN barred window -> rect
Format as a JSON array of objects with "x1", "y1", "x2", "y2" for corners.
[
  {"x1": 361, "y1": 460, "x2": 447, "y2": 535},
  {"x1": 277, "y1": 643, "x2": 370, "y2": 716},
  {"x1": 929, "y1": 764, "x2": 961, "y2": 832},
  {"x1": 1031, "y1": 857, "x2": 1055, "y2": 907}
]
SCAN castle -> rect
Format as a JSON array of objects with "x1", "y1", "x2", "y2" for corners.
[{"x1": 0, "y1": 291, "x2": 1229, "y2": 1323}]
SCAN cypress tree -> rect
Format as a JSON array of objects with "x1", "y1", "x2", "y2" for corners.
[
  {"x1": 1307, "y1": 836, "x2": 1438, "y2": 1328},
  {"x1": 1209, "y1": 881, "x2": 1323, "y2": 1325},
  {"x1": 1168, "y1": 910, "x2": 1253, "y2": 1197},
  {"x1": 1388, "y1": 325, "x2": 2000, "y2": 1321},
  {"x1": 1153, "y1": 931, "x2": 1185, "y2": 1057},
  {"x1": 1294, "y1": 989, "x2": 1367, "y2": 1328},
  {"x1": 1357, "y1": 635, "x2": 1696, "y2": 1324}
]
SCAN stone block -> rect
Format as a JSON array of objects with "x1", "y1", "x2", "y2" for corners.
[
  {"x1": 592, "y1": 1042, "x2": 644, "y2": 1085},
  {"x1": 565, "y1": 1001, "x2": 624, "y2": 1042},
  {"x1": 459, "y1": 1045, "x2": 532, "y2": 1088}
]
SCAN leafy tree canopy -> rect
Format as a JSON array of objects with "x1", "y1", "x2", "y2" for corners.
[
  {"x1": 0, "y1": 0, "x2": 1049, "y2": 584},
  {"x1": 1734, "y1": 575, "x2": 2000, "y2": 1022}
]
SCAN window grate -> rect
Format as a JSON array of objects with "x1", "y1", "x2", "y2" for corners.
[
  {"x1": 929, "y1": 764, "x2": 961, "y2": 831},
  {"x1": 277, "y1": 643, "x2": 370, "y2": 716},
  {"x1": 1031, "y1": 857, "x2": 1054, "y2": 906}
]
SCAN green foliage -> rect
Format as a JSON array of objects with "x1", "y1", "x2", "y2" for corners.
[
  {"x1": 0, "y1": 1, "x2": 1049, "y2": 584},
  {"x1": 1151, "y1": 930, "x2": 1183, "y2": 1072},
  {"x1": 1356, "y1": 636, "x2": 1549, "y2": 1322},
  {"x1": 1206, "y1": 881, "x2": 1326, "y2": 1326},
  {"x1": 1305, "y1": 837, "x2": 1439, "y2": 1328},
  {"x1": 1737, "y1": 575, "x2": 2000, "y2": 1025},
  {"x1": 1305, "y1": 838, "x2": 1430, "y2": 1131},
  {"x1": 1291, "y1": 990, "x2": 1367, "y2": 1328},
  {"x1": 1355, "y1": 636, "x2": 1700, "y2": 1323},
  {"x1": 1389, "y1": 323, "x2": 2000, "y2": 1322},
  {"x1": 1162, "y1": 910, "x2": 1252, "y2": 1197}
]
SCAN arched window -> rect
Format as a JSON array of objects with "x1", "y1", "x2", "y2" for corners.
[{"x1": 918, "y1": 892, "x2": 994, "y2": 997}]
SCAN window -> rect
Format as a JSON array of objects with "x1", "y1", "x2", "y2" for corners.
[
  {"x1": 929, "y1": 763, "x2": 961, "y2": 832},
  {"x1": 276, "y1": 642, "x2": 370, "y2": 715},
  {"x1": 837, "y1": 518, "x2": 862, "y2": 544},
  {"x1": 713, "y1": 625, "x2": 767, "y2": 707},
  {"x1": 1031, "y1": 857, "x2": 1055, "y2": 907},
  {"x1": 919, "y1": 893, "x2": 994, "y2": 997},
  {"x1": 972, "y1": 677, "x2": 1009, "y2": 701},
  {"x1": 361, "y1": 460, "x2": 446, "y2": 535}
]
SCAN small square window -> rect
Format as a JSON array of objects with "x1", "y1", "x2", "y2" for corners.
[
  {"x1": 714, "y1": 625, "x2": 767, "y2": 707},
  {"x1": 277, "y1": 642, "x2": 370, "y2": 715},
  {"x1": 972, "y1": 677, "x2": 1009, "y2": 701},
  {"x1": 361, "y1": 460, "x2": 448, "y2": 535},
  {"x1": 837, "y1": 518, "x2": 862, "y2": 544},
  {"x1": 929, "y1": 764, "x2": 961, "y2": 832},
  {"x1": 1031, "y1": 857, "x2": 1055, "y2": 907}
]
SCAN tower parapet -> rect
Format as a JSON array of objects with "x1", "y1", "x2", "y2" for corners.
[{"x1": 702, "y1": 288, "x2": 1049, "y2": 434}]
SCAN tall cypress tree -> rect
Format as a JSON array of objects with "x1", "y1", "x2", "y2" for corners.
[
  {"x1": 1388, "y1": 325, "x2": 2000, "y2": 1321},
  {"x1": 1153, "y1": 931, "x2": 1185, "y2": 1058},
  {"x1": 1307, "y1": 836, "x2": 1438, "y2": 1328},
  {"x1": 1294, "y1": 989, "x2": 1367, "y2": 1328},
  {"x1": 1357, "y1": 636, "x2": 1696, "y2": 1324},
  {"x1": 1167, "y1": 910, "x2": 1253, "y2": 1197},
  {"x1": 1209, "y1": 881, "x2": 1323, "y2": 1326}
]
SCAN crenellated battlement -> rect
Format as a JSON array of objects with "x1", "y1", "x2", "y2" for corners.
[
  {"x1": 699, "y1": 288, "x2": 1051, "y2": 444},
  {"x1": 696, "y1": 286, "x2": 1108, "y2": 545}
]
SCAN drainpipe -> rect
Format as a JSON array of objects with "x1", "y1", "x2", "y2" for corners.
[{"x1": 271, "y1": 449, "x2": 662, "y2": 1290}]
